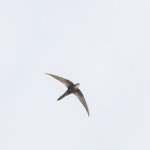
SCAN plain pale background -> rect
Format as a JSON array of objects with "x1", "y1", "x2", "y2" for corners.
[{"x1": 0, "y1": 0, "x2": 150, "y2": 150}]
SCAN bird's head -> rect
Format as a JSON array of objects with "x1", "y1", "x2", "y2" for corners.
[{"x1": 75, "y1": 83, "x2": 80, "y2": 89}]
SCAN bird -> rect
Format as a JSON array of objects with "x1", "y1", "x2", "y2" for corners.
[{"x1": 46, "y1": 73, "x2": 90, "y2": 116}]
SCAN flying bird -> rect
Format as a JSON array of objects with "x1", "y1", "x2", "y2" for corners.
[{"x1": 46, "y1": 73, "x2": 90, "y2": 116}]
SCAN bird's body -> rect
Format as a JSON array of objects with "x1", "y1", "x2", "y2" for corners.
[
  {"x1": 57, "y1": 83, "x2": 79, "y2": 100},
  {"x1": 46, "y1": 73, "x2": 90, "y2": 116}
]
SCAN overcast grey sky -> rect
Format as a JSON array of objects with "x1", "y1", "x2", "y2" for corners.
[{"x1": 0, "y1": 0, "x2": 150, "y2": 150}]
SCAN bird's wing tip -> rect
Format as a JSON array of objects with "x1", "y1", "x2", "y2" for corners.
[{"x1": 45, "y1": 73, "x2": 51, "y2": 76}]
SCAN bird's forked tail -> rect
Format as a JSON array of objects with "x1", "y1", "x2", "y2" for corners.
[{"x1": 57, "y1": 91, "x2": 70, "y2": 101}]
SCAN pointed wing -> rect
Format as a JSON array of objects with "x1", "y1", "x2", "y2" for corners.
[
  {"x1": 73, "y1": 89, "x2": 90, "y2": 116},
  {"x1": 46, "y1": 73, "x2": 73, "y2": 87}
]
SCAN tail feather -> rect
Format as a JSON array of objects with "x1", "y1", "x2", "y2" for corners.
[{"x1": 57, "y1": 91, "x2": 70, "y2": 100}]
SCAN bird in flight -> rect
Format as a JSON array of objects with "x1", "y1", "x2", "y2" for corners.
[{"x1": 46, "y1": 73, "x2": 90, "y2": 116}]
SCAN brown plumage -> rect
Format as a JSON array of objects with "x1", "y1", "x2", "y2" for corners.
[{"x1": 46, "y1": 73, "x2": 90, "y2": 116}]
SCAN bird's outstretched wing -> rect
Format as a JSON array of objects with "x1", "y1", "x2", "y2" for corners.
[
  {"x1": 73, "y1": 89, "x2": 90, "y2": 116},
  {"x1": 46, "y1": 73, "x2": 73, "y2": 87}
]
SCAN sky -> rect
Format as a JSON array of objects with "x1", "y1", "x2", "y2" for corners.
[{"x1": 0, "y1": 0, "x2": 150, "y2": 150}]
